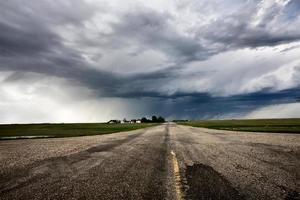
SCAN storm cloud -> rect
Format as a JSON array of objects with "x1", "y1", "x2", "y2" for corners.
[{"x1": 1, "y1": 0, "x2": 300, "y2": 123}]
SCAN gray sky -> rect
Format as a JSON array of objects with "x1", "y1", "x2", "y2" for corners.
[{"x1": 1, "y1": 0, "x2": 300, "y2": 123}]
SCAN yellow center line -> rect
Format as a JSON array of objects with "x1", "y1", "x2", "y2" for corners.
[{"x1": 171, "y1": 150, "x2": 184, "y2": 200}]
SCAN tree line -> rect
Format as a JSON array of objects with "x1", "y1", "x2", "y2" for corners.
[{"x1": 141, "y1": 115, "x2": 165, "y2": 123}]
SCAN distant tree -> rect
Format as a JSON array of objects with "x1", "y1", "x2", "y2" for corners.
[
  {"x1": 152, "y1": 115, "x2": 158, "y2": 122},
  {"x1": 141, "y1": 117, "x2": 148, "y2": 123},
  {"x1": 157, "y1": 116, "x2": 165, "y2": 123},
  {"x1": 140, "y1": 116, "x2": 165, "y2": 123}
]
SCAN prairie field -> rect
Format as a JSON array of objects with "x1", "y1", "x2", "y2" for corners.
[
  {"x1": 0, "y1": 123, "x2": 157, "y2": 139},
  {"x1": 177, "y1": 118, "x2": 300, "y2": 133}
]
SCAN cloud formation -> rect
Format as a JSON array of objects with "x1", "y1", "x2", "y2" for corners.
[{"x1": 1, "y1": 0, "x2": 300, "y2": 122}]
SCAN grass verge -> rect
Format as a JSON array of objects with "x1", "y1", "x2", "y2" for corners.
[
  {"x1": 177, "y1": 118, "x2": 300, "y2": 133},
  {"x1": 0, "y1": 123, "x2": 159, "y2": 139}
]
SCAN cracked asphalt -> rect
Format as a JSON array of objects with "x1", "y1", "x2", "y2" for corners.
[{"x1": 0, "y1": 123, "x2": 299, "y2": 200}]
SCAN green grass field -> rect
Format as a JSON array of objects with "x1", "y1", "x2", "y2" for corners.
[
  {"x1": 0, "y1": 123, "x2": 158, "y2": 139},
  {"x1": 177, "y1": 118, "x2": 300, "y2": 133}
]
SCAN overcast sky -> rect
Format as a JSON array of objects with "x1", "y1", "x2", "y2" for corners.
[{"x1": 1, "y1": 0, "x2": 300, "y2": 123}]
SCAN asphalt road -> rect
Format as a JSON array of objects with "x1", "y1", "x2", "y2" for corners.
[{"x1": 0, "y1": 123, "x2": 299, "y2": 200}]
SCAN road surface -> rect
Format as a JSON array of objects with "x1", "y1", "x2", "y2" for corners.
[{"x1": 0, "y1": 123, "x2": 299, "y2": 200}]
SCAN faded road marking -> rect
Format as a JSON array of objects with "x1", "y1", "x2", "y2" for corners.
[{"x1": 171, "y1": 150, "x2": 184, "y2": 200}]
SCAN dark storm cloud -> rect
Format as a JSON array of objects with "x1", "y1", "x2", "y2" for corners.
[
  {"x1": 149, "y1": 88, "x2": 300, "y2": 119},
  {"x1": 200, "y1": 1, "x2": 300, "y2": 49},
  {"x1": 0, "y1": 0, "x2": 96, "y2": 56},
  {"x1": 0, "y1": 22, "x2": 60, "y2": 56},
  {"x1": 202, "y1": 19, "x2": 300, "y2": 48},
  {"x1": 108, "y1": 9, "x2": 214, "y2": 63},
  {"x1": 0, "y1": 3, "x2": 194, "y2": 99},
  {"x1": 0, "y1": 2, "x2": 175, "y2": 98},
  {"x1": 1, "y1": 0, "x2": 300, "y2": 121},
  {"x1": 1, "y1": 0, "x2": 299, "y2": 88},
  {"x1": 0, "y1": 0, "x2": 96, "y2": 74}
]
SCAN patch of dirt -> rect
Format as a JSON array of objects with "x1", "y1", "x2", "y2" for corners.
[
  {"x1": 285, "y1": 190, "x2": 300, "y2": 200},
  {"x1": 184, "y1": 163, "x2": 244, "y2": 200}
]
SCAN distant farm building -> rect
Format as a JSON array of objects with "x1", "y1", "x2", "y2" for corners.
[
  {"x1": 109, "y1": 119, "x2": 142, "y2": 124},
  {"x1": 108, "y1": 120, "x2": 121, "y2": 124},
  {"x1": 121, "y1": 119, "x2": 142, "y2": 124},
  {"x1": 121, "y1": 119, "x2": 130, "y2": 124},
  {"x1": 129, "y1": 119, "x2": 141, "y2": 123}
]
